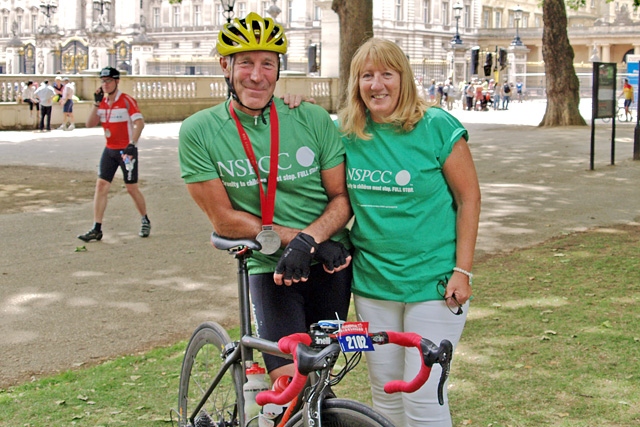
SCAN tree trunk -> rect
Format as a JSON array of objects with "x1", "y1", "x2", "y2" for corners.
[
  {"x1": 332, "y1": 0, "x2": 374, "y2": 110},
  {"x1": 539, "y1": 0, "x2": 586, "y2": 126}
]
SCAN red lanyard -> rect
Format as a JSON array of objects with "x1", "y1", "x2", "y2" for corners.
[{"x1": 229, "y1": 102, "x2": 279, "y2": 226}]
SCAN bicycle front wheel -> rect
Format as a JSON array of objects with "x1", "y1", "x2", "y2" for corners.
[
  {"x1": 178, "y1": 321, "x2": 243, "y2": 427},
  {"x1": 283, "y1": 398, "x2": 395, "y2": 427}
]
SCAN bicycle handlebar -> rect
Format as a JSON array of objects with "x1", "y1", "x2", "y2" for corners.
[
  {"x1": 371, "y1": 331, "x2": 453, "y2": 404},
  {"x1": 255, "y1": 333, "x2": 312, "y2": 406},
  {"x1": 255, "y1": 330, "x2": 453, "y2": 407}
]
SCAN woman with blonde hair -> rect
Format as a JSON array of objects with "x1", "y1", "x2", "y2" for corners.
[{"x1": 337, "y1": 38, "x2": 481, "y2": 427}]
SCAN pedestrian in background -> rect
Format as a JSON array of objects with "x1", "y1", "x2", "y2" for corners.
[
  {"x1": 501, "y1": 79, "x2": 512, "y2": 110},
  {"x1": 78, "y1": 67, "x2": 150, "y2": 242},
  {"x1": 58, "y1": 77, "x2": 76, "y2": 130},
  {"x1": 33, "y1": 80, "x2": 55, "y2": 132},
  {"x1": 21, "y1": 80, "x2": 39, "y2": 125},
  {"x1": 52, "y1": 75, "x2": 63, "y2": 102}
]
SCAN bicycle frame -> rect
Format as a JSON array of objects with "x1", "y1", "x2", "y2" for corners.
[{"x1": 185, "y1": 237, "x2": 293, "y2": 427}]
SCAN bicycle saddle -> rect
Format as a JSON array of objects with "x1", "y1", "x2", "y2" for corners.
[{"x1": 211, "y1": 232, "x2": 262, "y2": 251}]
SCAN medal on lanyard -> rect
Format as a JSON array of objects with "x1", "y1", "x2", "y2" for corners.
[
  {"x1": 103, "y1": 101, "x2": 114, "y2": 139},
  {"x1": 230, "y1": 102, "x2": 281, "y2": 255}
]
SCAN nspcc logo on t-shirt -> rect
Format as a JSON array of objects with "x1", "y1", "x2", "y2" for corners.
[
  {"x1": 348, "y1": 168, "x2": 412, "y2": 186},
  {"x1": 347, "y1": 168, "x2": 414, "y2": 193},
  {"x1": 216, "y1": 146, "x2": 319, "y2": 189}
]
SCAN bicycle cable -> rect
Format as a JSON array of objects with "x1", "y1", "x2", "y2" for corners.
[{"x1": 329, "y1": 351, "x2": 362, "y2": 387}]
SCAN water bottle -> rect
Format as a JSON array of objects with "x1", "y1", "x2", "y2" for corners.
[
  {"x1": 120, "y1": 151, "x2": 134, "y2": 172},
  {"x1": 258, "y1": 375, "x2": 292, "y2": 427},
  {"x1": 243, "y1": 363, "x2": 269, "y2": 423}
]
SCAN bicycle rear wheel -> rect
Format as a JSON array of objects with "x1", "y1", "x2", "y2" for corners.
[
  {"x1": 178, "y1": 321, "x2": 243, "y2": 427},
  {"x1": 283, "y1": 398, "x2": 395, "y2": 427}
]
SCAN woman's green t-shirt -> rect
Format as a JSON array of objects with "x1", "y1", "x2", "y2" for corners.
[{"x1": 343, "y1": 107, "x2": 468, "y2": 303}]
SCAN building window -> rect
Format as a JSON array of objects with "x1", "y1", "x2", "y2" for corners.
[
  {"x1": 193, "y1": 41, "x2": 200, "y2": 48},
  {"x1": 216, "y1": 4, "x2": 223, "y2": 25},
  {"x1": 494, "y1": 10, "x2": 501, "y2": 28},
  {"x1": 590, "y1": 0, "x2": 595, "y2": 7},
  {"x1": 464, "y1": 5, "x2": 470, "y2": 27},
  {"x1": 152, "y1": 7, "x2": 160, "y2": 28},
  {"x1": 314, "y1": 5, "x2": 321, "y2": 21},
  {"x1": 522, "y1": 13, "x2": 529, "y2": 28},
  {"x1": 423, "y1": 0, "x2": 430, "y2": 24},
  {"x1": 16, "y1": 14, "x2": 23, "y2": 34},
  {"x1": 2, "y1": 16, "x2": 8, "y2": 37},
  {"x1": 482, "y1": 8, "x2": 491, "y2": 28},
  {"x1": 172, "y1": 6, "x2": 181, "y2": 27},
  {"x1": 194, "y1": 5, "x2": 201, "y2": 26},
  {"x1": 32, "y1": 13, "x2": 37, "y2": 33},
  {"x1": 236, "y1": 2, "x2": 246, "y2": 18},
  {"x1": 442, "y1": 2, "x2": 449, "y2": 25},
  {"x1": 173, "y1": 42, "x2": 180, "y2": 49},
  {"x1": 287, "y1": 1, "x2": 293, "y2": 23},
  {"x1": 395, "y1": 0, "x2": 403, "y2": 21},
  {"x1": 535, "y1": 14, "x2": 541, "y2": 27},
  {"x1": 261, "y1": 1, "x2": 269, "y2": 17}
]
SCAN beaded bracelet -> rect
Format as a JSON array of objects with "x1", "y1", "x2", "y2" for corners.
[{"x1": 453, "y1": 267, "x2": 473, "y2": 285}]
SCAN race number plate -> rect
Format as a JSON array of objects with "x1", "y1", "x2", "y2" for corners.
[{"x1": 337, "y1": 321, "x2": 374, "y2": 352}]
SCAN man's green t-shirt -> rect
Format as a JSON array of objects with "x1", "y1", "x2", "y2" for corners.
[
  {"x1": 343, "y1": 107, "x2": 468, "y2": 303},
  {"x1": 179, "y1": 98, "x2": 349, "y2": 273}
]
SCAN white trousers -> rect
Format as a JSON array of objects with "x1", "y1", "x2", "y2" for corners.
[{"x1": 354, "y1": 296, "x2": 468, "y2": 427}]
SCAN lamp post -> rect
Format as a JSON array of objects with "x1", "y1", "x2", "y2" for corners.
[
  {"x1": 451, "y1": 2, "x2": 463, "y2": 45},
  {"x1": 39, "y1": 0, "x2": 58, "y2": 33},
  {"x1": 220, "y1": 0, "x2": 236, "y2": 24},
  {"x1": 511, "y1": 5, "x2": 523, "y2": 46},
  {"x1": 92, "y1": 0, "x2": 112, "y2": 32}
]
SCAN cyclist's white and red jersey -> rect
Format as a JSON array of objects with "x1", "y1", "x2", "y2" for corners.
[{"x1": 96, "y1": 90, "x2": 143, "y2": 150}]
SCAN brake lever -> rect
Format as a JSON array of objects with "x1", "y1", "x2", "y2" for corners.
[{"x1": 421, "y1": 339, "x2": 453, "y2": 405}]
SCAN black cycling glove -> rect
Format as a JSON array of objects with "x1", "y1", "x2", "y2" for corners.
[
  {"x1": 94, "y1": 88, "x2": 104, "y2": 104},
  {"x1": 314, "y1": 240, "x2": 350, "y2": 271},
  {"x1": 123, "y1": 143, "x2": 137, "y2": 156},
  {"x1": 274, "y1": 232, "x2": 318, "y2": 282}
]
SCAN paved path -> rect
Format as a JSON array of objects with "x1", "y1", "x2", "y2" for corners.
[{"x1": 1, "y1": 99, "x2": 639, "y2": 387}]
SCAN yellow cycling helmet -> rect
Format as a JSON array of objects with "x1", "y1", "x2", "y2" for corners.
[{"x1": 217, "y1": 12, "x2": 287, "y2": 57}]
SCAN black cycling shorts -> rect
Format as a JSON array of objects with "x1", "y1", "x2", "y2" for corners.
[
  {"x1": 249, "y1": 263, "x2": 352, "y2": 372},
  {"x1": 98, "y1": 146, "x2": 139, "y2": 184}
]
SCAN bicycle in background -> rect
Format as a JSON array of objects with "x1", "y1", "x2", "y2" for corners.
[{"x1": 172, "y1": 233, "x2": 453, "y2": 427}]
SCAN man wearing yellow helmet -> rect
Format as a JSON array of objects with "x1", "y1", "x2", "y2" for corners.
[{"x1": 178, "y1": 12, "x2": 352, "y2": 382}]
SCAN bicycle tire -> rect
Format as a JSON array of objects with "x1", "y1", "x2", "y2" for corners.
[
  {"x1": 283, "y1": 398, "x2": 395, "y2": 427},
  {"x1": 178, "y1": 321, "x2": 243, "y2": 427},
  {"x1": 618, "y1": 108, "x2": 630, "y2": 122}
]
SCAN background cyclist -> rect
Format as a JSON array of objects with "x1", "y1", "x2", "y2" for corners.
[{"x1": 620, "y1": 78, "x2": 634, "y2": 121}]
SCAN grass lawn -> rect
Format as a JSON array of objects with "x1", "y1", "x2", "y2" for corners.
[{"x1": 1, "y1": 225, "x2": 638, "y2": 426}]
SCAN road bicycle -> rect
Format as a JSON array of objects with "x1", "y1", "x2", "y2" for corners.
[
  {"x1": 616, "y1": 101, "x2": 636, "y2": 123},
  {"x1": 172, "y1": 233, "x2": 453, "y2": 427},
  {"x1": 600, "y1": 99, "x2": 636, "y2": 123}
]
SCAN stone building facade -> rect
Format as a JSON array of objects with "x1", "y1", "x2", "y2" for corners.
[{"x1": 1, "y1": 0, "x2": 639, "y2": 88}]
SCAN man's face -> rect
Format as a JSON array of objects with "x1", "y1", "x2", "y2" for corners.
[
  {"x1": 100, "y1": 77, "x2": 119, "y2": 95},
  {"x1": 222, "y1": 51, "x2": 279, "y2": 114}
]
